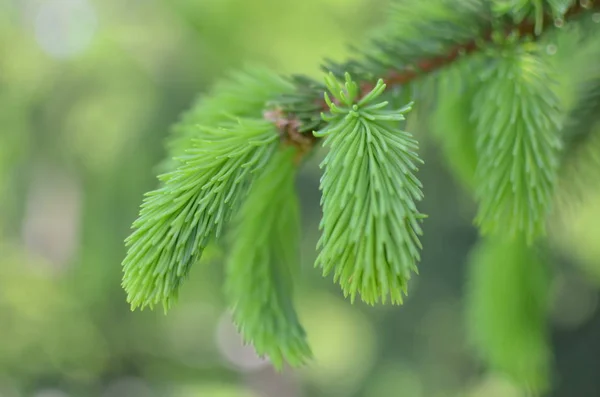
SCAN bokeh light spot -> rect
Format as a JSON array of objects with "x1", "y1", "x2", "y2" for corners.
[
  {"x1": 33, "y1": 0, "x2": 97, "y2": 59},
  {"x1": 298, "y1": 291, "x2": 377, "y2": 394},
  {"x1": 215, "y1": 312, "x2": 270, "y2": 372}
]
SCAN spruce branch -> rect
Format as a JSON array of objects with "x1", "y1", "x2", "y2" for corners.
[
  {"x1": 466, "y1": 237, "x2": 551, "y2": 394},
  {"x1": 549, "y1": 17, "x2": 600, "y2": 211},
  {"x1": 556, "y1": 77, "x2": 600, "y2": 210},
  {"x1": 362, "y1": 0, "x2": 598, "y2": 89},
  {"x1": 122, "y1": 118, "x2": 280, "y2": 312},
  {"x1": 429, "y1": 68, "x2": 480, "y2": 191},
  {"x1": 472, "y1": 44, "x2": 563, "y2": 242},
  {"x1": 119, "y1": 0, "x2": 600, "y2": 384},
  {"x1": 225, "y1": 147, "x2": 311, "y2": 368},
  {"x1": 274, "y1": 0, "x2": 599, "y2": 148},
  {"x1": 314, "y1": 73, "x2": 425, "y2": 305}
]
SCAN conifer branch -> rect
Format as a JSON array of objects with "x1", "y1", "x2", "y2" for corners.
[
  {"x1": 275, "y1": 0, "x2": 600, "y2": 151},
  {"x1": 472, "y1": 45, "x2": 562, "y2": 242},
  {"x1": 374, "y1": 0, "x2": 597, "y2": 89},
  {"x1": 225, "y1": 147, "x2": 312, "y2": 368},
  {"x1": 466, "y1": 238, "x2": 551, "y2": 393},
  {"x1": 121, "y1": 0, "x2": 600, "y2": 384},
  {"x1": 122, "y1": 118, "x2": 281, "y2": 312},
  {"x1": 315, "y1": 74, "x2": 425, "y2": 304}
]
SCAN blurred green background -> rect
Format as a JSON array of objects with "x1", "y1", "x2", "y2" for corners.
[{"x1": 2, "y1": 0, "x2": 600, "y2": 396}]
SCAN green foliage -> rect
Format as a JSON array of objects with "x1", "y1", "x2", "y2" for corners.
[
  {"x1": 8, "y1": 0, "x2": 600, "y2": 395},
  {"x1": 162, "y1": 67, "x2": 295, "y2": 171},
  {"x1": 116, "y1": 0, "x2": 600, "y2": 392},
  {"x1": 550, "y1": 20, "x2": 600, "y2": 211},
  {"x1": 225, "y1": 147, "x2": 311, "y2": 368},
  {"x1": 472, "y1": 44, "x2": 562, "y2": 242},
  {"x1": 325, "y1": 0, "x2": 489, "y2": 81},
  {"x1": 560, "y1": 32, "x2": 600, "y2": 154},
  {"x1": 545, "y1": 0, "x2": 576, "y2": 16},
  {"x1": 276, "y1": 75, "x2": 327, "y2": 134},
  {"x1": 493, "y1": 0, "x2": 575, "y2": 33},
  {"x1": 563, "y1": 79, "x2": 600, "y2": 148},
  {"x1": 430, "y1": 71, "x2": 479, "y2": 190},
  {"x1": 557, "y1": 79, "x2": 600, "y2": 209},
  {"x1": 314, "y1": 73, "x2": 424, "y2": 305},
  {"x1": 122, "y1": 118, "x2": 280, "y2": 311},
  {"x1": 493, "y1": 0, "x2": 544, "y2": 33},
  {"x1": 466, "y1": 237, "x2": 551, "y2": 393}
]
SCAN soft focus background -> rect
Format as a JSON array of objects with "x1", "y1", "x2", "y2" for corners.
[{"x1": 2, "y1": 1, "x2": 600, "y2": 396}]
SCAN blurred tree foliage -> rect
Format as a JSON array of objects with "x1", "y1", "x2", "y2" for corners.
[{"x1": 1, "y1": 1, "x2": 600, "y2": 397}]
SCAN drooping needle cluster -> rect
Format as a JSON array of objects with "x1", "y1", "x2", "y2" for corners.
[{"x1": 315, "y1": 73, "x2": 425, "y2": 305}]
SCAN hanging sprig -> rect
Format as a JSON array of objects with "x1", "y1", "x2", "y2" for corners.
[
  {"x1": 465, "y1": 237, "x2": 551, "y2": 393},
  {"x1": 472, "y1": 45, "x2": 563, "y2": 242},
  {"x1": 314, "y1": 73, "x2": 425, "y2": 305},
  {"x1": 430, "y1": 65, "x2": 481, "y2": 191},
  {"x1": 225, "y1": 147, "x2": 312, "y2": 368},
  {"x1": 122, "y1": 118, "x2": 280, "y2": 312}
]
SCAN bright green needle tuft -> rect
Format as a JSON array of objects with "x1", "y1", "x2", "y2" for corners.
[
  {"x1": 226, "y1": 147, "x2": 312, "y2": 369},
  {"x1": 472, "y1": 47, "x2": 562, "y2": 242},
  {"x1": 466, "y1": 237, "x2": 551, "y2": 394},
  {"x1": 314, "y1": 73, "x2": 425, "y2": 305},
  {"x1": 122, "y1": 118, "x2": 280, "y2": 312}
]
